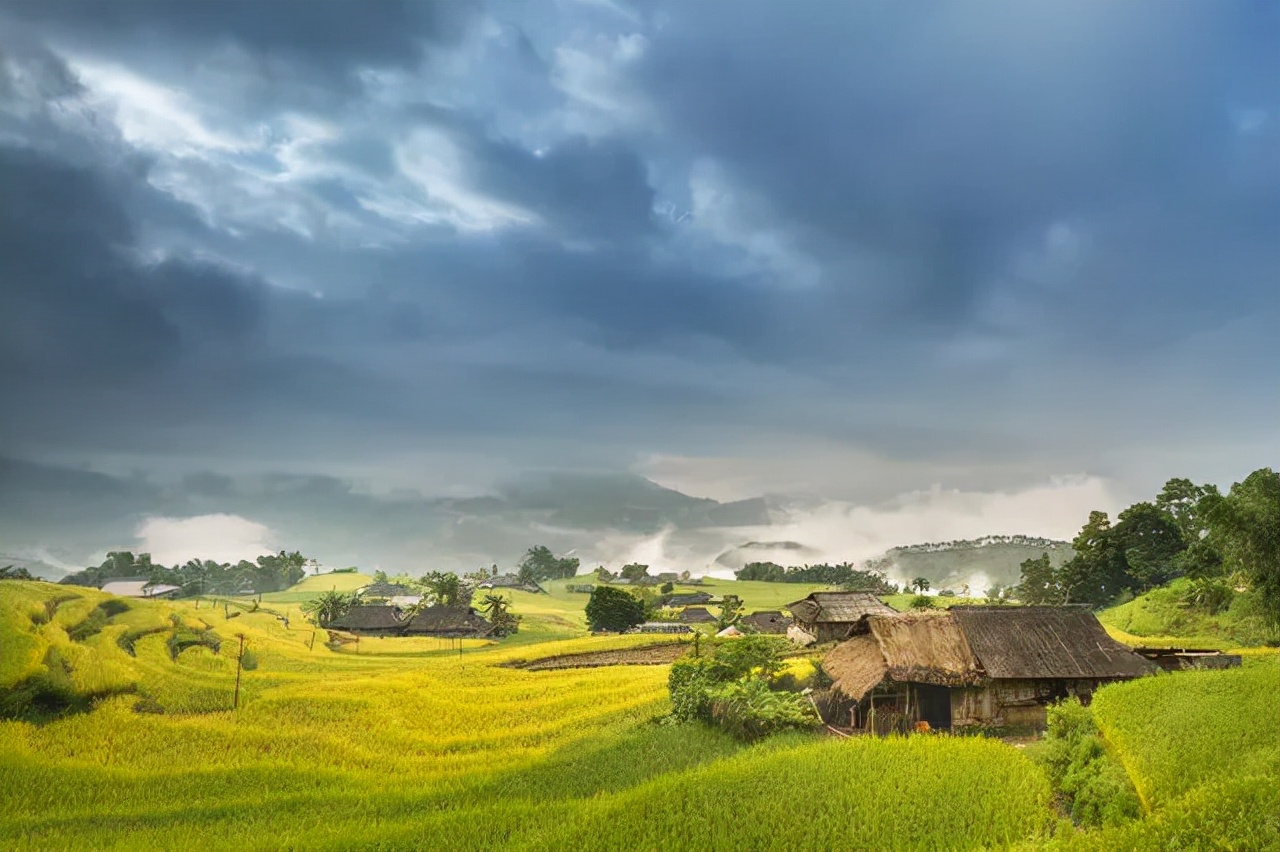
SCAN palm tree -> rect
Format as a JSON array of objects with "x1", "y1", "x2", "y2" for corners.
[
  {"x1": 302, "y1": 591, "x2": 357, "y2": 627},
  {"x1": 476, "y1": 593, "x2": 519, "y2": 636}
]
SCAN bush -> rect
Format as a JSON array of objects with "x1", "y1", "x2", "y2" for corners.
[
  {"x1": 240, "y1": 648, "x2": 259, "y2": 671},
  {"x1": 707, "y1": 678, "x2": 820, "y2": 741},
  {"x1": 909, "y1": 595, "x2": 934, "y2": 609},
  {"x1": 585, "y1": 586, "x2": 646, "y2": 632},
  {"x1": 1041, "y1": 698, "x2": 1142, "y2": 828}
]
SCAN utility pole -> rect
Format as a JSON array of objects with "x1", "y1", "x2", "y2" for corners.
[{"x1": 233, "y1": 633, "x2": 246, "y2": 710}]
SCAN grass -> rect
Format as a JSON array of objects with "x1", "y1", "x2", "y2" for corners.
[
  {"x1": 1098, "y1": 579, "x2": 1277, "y2": 648},
  {"x1": 1032, "y1": 655, "x2": 1280, "y2": 850},
  {"x1": 2, "y1": 578, "x2": 1275, "y2": 850}
]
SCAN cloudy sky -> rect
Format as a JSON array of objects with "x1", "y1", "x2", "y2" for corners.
[{"x1": 0, "y1": 1, "x2": 1276, "y2": 568}]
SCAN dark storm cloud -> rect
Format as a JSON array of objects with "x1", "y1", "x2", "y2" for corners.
[
  {"x1": 0, "y1": 0, "x2": 1275, "y2": 537},
  {"x1": 1, "y1": 0, "x2": 471, "y2": 69}
]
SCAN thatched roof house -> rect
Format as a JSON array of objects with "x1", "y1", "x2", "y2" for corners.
[
  {"x1": 786, "y1": 591, "x2": 896, "y2": 644},
  {"x1": 822, "y1": 607, "x2": 1157, "y2": 732},
  {"x1": 327, "y1": 605, "x2": 406, "y2": 635},
  {"x1": 679, "y1": 606, "x2": 716, "y2": 624},
  {"x1": 740, "y1": 611, "x2": 790, "y2": 634},
  {"x1": 360, "y1": 581, "x2": 416, "y2": 599},
  {"x1": 402, "y1": 605, "x2": 494, "y2": 638},
  {"x1": 664, "y1": 592, "x2": 713, "y2": 607}
]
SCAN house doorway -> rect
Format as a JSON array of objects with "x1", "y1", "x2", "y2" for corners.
[{"x1": 914, "y1": 684, "x2": 952, "y2": 730}]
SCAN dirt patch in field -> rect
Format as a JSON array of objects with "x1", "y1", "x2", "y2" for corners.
[{"x1": 508, "y1": 643, "x2": 689, "y2": 670}]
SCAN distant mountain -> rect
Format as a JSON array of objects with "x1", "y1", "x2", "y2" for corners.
[{"x1": 865, "y1": 536, "x2": 1074, "y2": 591}]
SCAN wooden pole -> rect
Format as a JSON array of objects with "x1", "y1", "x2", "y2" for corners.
[
  {"x1": 308, "y1": 630, "x2": 315, "y2": 652},
  {"x1": 233, "y1": 633, "x2": 246, "y2": 710}
]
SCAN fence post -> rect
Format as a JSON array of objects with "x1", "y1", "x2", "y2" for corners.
[{"x1": 233, "y1": 633, "x2": 246, "y2": 710}]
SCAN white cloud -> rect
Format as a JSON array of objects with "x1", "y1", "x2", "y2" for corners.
[
  {"x1": 136, "y1": 514, "x2": 274, "y2": 565},
  {"x1": 69, "y1": 59, "x2": 251, "y2": 157},
  {"x1": 389, "y1": 128, "x2": 537, "y2": 231}
]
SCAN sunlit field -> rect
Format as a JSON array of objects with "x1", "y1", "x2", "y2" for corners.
[{"x1": 2, "y1": 580, "x2": 1276, "y2": 850}]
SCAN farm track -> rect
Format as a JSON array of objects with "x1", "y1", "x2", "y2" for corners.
[{"x1": 508, "y1": 643, "x2": 690, "y2": 670}]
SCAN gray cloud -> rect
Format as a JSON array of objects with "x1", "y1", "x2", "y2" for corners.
[{"x1": 0, "y1": 0, "x2": 1275, "y2": 566}]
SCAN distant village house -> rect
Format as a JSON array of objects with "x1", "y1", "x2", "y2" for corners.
[{"x1": 786, "y1": 592, "x2": 896, "y2": 644}]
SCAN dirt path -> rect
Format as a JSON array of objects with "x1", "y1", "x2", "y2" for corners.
[{"x1": 509, "y1": 643, "x2": 689, "y2": 670}]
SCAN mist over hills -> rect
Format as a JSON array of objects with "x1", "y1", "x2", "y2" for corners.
[{"x1": 1, "y1": 456, "x2": 1072, "y2": 583}]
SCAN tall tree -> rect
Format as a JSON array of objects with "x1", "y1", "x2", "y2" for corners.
[
  {"x1": 1016, "y1": 552, "x2": 1065, "y2": 605},
  {"x1": 1211, "y1": 468, "x2": 1280, "y2": 630},
  {"x1": 1112, "y1": 502, "x2": 1186, "y2": 591},
  {"x1": 516, "y1": 546, "x2": 580, "y2": 583}
]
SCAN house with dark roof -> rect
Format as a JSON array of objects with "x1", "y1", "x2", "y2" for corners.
[
  {"x1": 327, "y1": 605, "x2": 407, "y2": 636},
  {"x1": 678, "y1": 606, "x2": 716, "y2": 624},
  {"x1": 740, "y1": 611, "x2": 790, "y2": 635},
  {"x1": 663, "y1": 592, "x2": 713, "y2": 607},
  {"x1": 785, "y1": 592, "x2": 896, "y2": 644},
  {"x1": 402, "y1": 605, "x2": 495, "y2": 638},
  {"x1": 820, "y1": 607, "x2": 1157, "y2": 732}
]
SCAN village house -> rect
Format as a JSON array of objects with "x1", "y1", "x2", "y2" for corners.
[
  {"x1": 327, "y1": 604, "x2": 406, "y2": 636},
  {"x1": 476, "y1": 574, "x2": 544, "y2": 594},
  {"x1": 820, "y1": 607, "x2": 1158, "y2": 732},
  {"x1": 663, "y1": 592, "x2": 714, "y2": 607},
  {"x1": 678, "y1": 606, "x2": 717, "y2": 625},
  {"x1": 740, "y1": 610, "x2": 790, "y2": 635},
  {"x1": 401, "y1": 605, "x2": 495, "y2": 638},
  {"x1": 100, "y1": 579, "x2": 183, "y2": 599},
  {"x1": 631, "y1": 622, "x2": 690, "y2": 634},
  {"x1": 785, "y1": 591, "x2": 897, "y2": 644},
  {"x1": 358, "y1": 582, "x2": 423, "y2": 608}
]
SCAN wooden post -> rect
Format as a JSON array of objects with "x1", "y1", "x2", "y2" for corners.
[
  {"x1": 307, "y1": 630, "x2": 315, "y2": 652},
  {"x1": 693, "y1": 631, "x2": 700, "y2": 658},
  {"x1": 233, "y1": 633, "x2": 246, "y2": 710}
]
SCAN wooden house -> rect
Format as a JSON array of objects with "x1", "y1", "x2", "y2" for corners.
[
  {"x1": 821, "y1": 607, "x2": 1157, "y2": 732},
  {"x1": 401, "y1": 605, "x2": 495, "y2": 638},
  {"x1": 785, "y1": 592, "x2": 896, "y2": 644},
  {"x1": 327, "y1": 605, "x2": 406, "y2": 636},
  {"x1": 740, "y1": 610, "x2": 790, "y2": 635},
  {"x1": 663, "y1": 592, "x2": 713, "y2": 607},
  {"x1": 679, "y1": 606, "x2": 716, "y2": 624}
]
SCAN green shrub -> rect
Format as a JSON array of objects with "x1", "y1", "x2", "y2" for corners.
[
  {"x1": 707, "y1": 678, "x2": 820, "y2": 741},
  {"x1": 1041, "y1": 698, "x2": 1141, "y2": 829},
  {"x1": 239, "y1": 649, "x2": 259, "y2": 671}
]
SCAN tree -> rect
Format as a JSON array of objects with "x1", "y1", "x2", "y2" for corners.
[
  {"x1": 0, "y1": 565, "x2": 35, "y2": 581},
  {"x1": 1017, "y1": 552, "x2": 1065, "y2": 605},
  {"x1": 715, "y1": 594, "x2": 744, "y2": 630},
  {"x1": 619, "y1": 563, "x2": 650, "y2": 582},
  {"x1": 1210, "y1": 468, "x2": 1280, "y2": 630},
  {"x1": 302, "y1": 591, "x2": 357, "y2": 627},
  {"x1": 585, "y1": 586, "x2": 645, "y2": 632},
  {"x1": 910, "y1": 577, "x2": 931, "y2": 594},
  {"x1": 517, "y1": 546, "x2": 580, "y2": 583},
  {"x1": 1111, "y1": 502, "x2": 1186, "y2": 591},
  {"x1": 476, "y1": 593, "x2": 520, "y2": 636},
  {"x1": 420, "y1": 571, "x2": 472, "y2": 608},
  {"x1": 1058, "y1": 511, "x2": 1129, "y2": 606},
  {"x1": 1156, "y1": 478, "x2": 1220, "y2": 544}
]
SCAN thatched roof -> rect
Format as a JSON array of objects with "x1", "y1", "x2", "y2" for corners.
[
  {"x1": 328, "y1": 605, "x2": 405, "y2": 631},
  {"x1": 740, "y1": 611, "x2": 790, "y2": 634},
  {"x1": 679, "y1": 606, "x2": 716, "y2": 624},
  {"x1": 824, "y1": 608, "x2": 1155, "y2": 701},
  {"x1": 787, "y1": 592, "x2": 895, "y2": 625},
  {"x1": 949, "y1": 607, "x2": 1158, "y2": 680},
  {"x1": 665, "y1": 592, "x2": 713, "y2": 606},
  {"x1": 402, "y1": 605, "x2": 494, "y2": 636}
]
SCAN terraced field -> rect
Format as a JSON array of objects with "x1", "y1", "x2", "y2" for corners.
[{"x1": 1, "y1": 579, "x2": 1275, "y2": 850}]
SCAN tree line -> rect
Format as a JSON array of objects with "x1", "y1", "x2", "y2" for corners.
[
  {"x1": 1017, "y1": 468, "x2": 1278, "y2": 628},
  {"x1": 734, "y1": 561, "x2": 897, "y2": 593},
  {"x1": 60, "y1": 551, "x2": 312, "y2": 595}
]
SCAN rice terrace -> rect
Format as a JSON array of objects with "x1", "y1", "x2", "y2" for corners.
[
  {"x1": 2, "y1": 465, "x2": 1278, "y2": 852},
  {"x1": 3, "y1": 0, "x2": 1280, "y2": 849}
]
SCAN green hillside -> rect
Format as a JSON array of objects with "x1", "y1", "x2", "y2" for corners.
[
  {"x1": 869, "y1": 537, "x2": 1073, "y2": 591},
  {"x1": 1098, "y1": 579, "x2": 1277, "y2": 648}
]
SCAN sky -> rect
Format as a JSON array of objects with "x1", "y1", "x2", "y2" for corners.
[{"x1": 0, "y1": 0, "x2": 1276, "y2": 570}]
